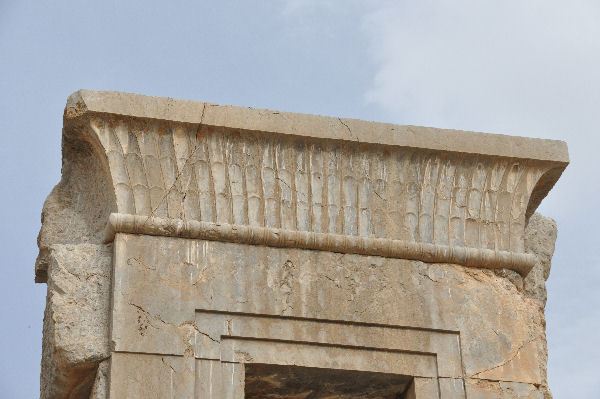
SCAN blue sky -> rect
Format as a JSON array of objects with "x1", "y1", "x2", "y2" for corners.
[{"x1": 1, "y1": 1, "x2": 598, "y2": 397}]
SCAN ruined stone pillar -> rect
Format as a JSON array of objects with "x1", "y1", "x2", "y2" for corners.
[{"x1": 36, "y1": 90, "x2": 568, "y2": 398}]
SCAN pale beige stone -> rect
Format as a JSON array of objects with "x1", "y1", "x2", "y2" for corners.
[
  {"x1": 524, "y1": 213, "x2": 558, "y2": 306},
  {"x1": 465, "y1": 379, "x2": 546, "y2": 399},
  {"x1": 406, "y1": 378, "x2": 441, "y2": 399},
  {"x1": 109, "y1": 353, "x2": 195, "y2": 398},
  {"x1": 40, "y1": 244, "x2": 111, "y2": 398},
  {"x1": 88, "y1": 360, "x2": 109, "y2": 399},
  {"x1": 66, "y1": 90, "x2": 569, "y2": 163},
  {"x1": 110, "y1": 234, "x2": 549, "y2": 385},
  {"x1": 36, "y1": 90, "x2": 567, "y2": 398}
]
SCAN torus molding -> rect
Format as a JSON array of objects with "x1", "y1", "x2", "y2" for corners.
[
  {"x1": 64, "y1": 90, "x2": 568, "y2": 275},
  {"x1": 105, "y1": 213, "x2": 537, "y2": 274}
]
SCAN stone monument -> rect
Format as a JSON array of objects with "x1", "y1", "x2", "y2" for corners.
[{"x1": 36, "y1": 90, "x2": 568, "y2": 398}]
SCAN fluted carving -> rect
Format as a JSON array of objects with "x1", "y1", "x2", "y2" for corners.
[{"x1": 89, "y1": 116, "x2": 550, "y2": 258}]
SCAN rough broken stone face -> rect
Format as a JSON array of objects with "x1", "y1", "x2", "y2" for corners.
[
  {"x1": 41, "y1": 244, "x2": 111, "y2": 398},
  {"x1": 36, "y1": 90, "x2": 568, "y2": 398},
  {"x1": 524, "y1": 213, "x2": 558, "y2": 307}
]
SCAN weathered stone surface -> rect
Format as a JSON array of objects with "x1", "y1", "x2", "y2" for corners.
[
  {"x1": 88, "y1": 360, "x2": 109, "y2": 399},
  {"x1": 109, "y1": 353, "x2": 196, "y2": 398},
  {"x1": 65, "y1": 90, "x2": 569, "y2": 164},
  {"x1": 35, "y1": 126, "x2": 115, "y2": 283},
  {"x1": 40, "y1": 244, "x2": 111, "y2": 398},
  {"x1": 524, "y1": 213, "x2": 558, "y2": 306},
  {"x1": 465, "y1": 379, "x2": 546, "y2": 399},
  {"x1": 36, "y1": 90, "x2": 567, "y2": 398},
  {"x1": 61, "y1": 90, "x2": 568, "y2": 277},
  {"x1": 110, "y1": 234, "x2": 550, "y2": 384}
]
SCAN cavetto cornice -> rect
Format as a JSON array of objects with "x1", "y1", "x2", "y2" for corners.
[{"x1": 62, "y1": 90, "x2": 568, "y2": 275}]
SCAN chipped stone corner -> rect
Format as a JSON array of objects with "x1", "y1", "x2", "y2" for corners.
[{"x1": 524, "y1": 212, "x2": 558, "y2": 307}]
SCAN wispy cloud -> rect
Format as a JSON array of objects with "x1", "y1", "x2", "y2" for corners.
[{"x1": 362, "y1": 0, "x2": 600, "y2": 138}]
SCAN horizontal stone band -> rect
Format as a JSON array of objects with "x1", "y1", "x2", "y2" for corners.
[{"x1": 105, "y1": 213, "x2": 537, "y2": 275}]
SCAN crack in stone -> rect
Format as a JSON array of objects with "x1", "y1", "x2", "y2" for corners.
[
  {"x1": 275, "y1": 176, "x2": 293, "y2": 191},
  {"x1": 129, "y1": 302, "x2": 168, "y2": 325},
  {"x1": 373, "y1": 190, "x2": 385, "y2": 201},
  {"x1": 161, "y1": 357, "x2": 176, "y2": 373},
  {"x1": 338, "y1": 117, "x2": 359, "y2": 142},
  {"x1": 143, "y1": 103, "x2": 207, "y2": 227},
  {"x1": 179, "y1": 320, "x2": 220, "y2": 343},
  {"x1": 469, "y1": 337, "x2": 537, "y2": 378},
  {"x1": 127, "y1": 257, "x2": 156, "y2": 271},
  {"x1": 319, "y1": 273, "x2": 341, "y2": 288}
]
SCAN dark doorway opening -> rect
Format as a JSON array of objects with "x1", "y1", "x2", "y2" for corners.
[{"x1": 245, "y1": 363, "x2": 413, "y2": 398}]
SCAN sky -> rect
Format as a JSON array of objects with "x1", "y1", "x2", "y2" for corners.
[{"x1": 0, "y1": 0, "x2": 598, "y2": 397}]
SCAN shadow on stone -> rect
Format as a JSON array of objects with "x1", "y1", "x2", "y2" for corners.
[{"x1": 244, "y1": 363, "x2": 412, "y2": 398}]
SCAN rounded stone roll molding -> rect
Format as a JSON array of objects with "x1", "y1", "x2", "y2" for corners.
[{"x1": 105, "y1": 213, "x2": 537, "y2": 275}]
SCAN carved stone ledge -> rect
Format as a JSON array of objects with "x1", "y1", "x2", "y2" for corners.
[
  {"x1": 44, "y1": 89, "x2": 568, "y2": 280},
  {"x1": 105, "y1": 213, "x2": 537, "y2": 274}
]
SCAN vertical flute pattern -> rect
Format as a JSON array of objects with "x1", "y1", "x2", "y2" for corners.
[
  {"x1": 466, "y1": 160, "x2": 487, "y2": 248},
  {"x1": 158, "y1": 130, "x2": 182, "y2": 219},
  {"x1": 357, "y1": 153, "x2": 372, "y2": 237},
  {"x1": 277, "y1": 142, "x2": 296, "y2": 231},
  {"x1": 370, "y1": 151, "x2": 387, "y2": 238},
  {"x1": 136, "y1": 124, "x2": 166, "y2": 217},
  {"x1": 405, "y1": 152, "x2": 421, "y2": 242},
  {"x1": 386, "y1": 151, "x2": 405, "y2": 241},
  {"x1": 450, "y1": 159, "x2": 469, "y2": 248},
  {"x1": 295, "y1": 143, "x2": 310, "y2": 232},
  {"x1": 501, "y1": 163, "x2": 523, "y2": 251},
  {"x1": 93, "y1": 122, "x2": 135, "y2": 215},
  {"x1": 434, "y1": 157, "x2": 454, "y2": 245},
  {"x1": 419, "y1": 155, "x2": 439, "y2": 244},
  {"x1": 262, "y1": 140, "x2": 279, "y2": 228},
  {"x1": 227, "y1": 136, "x2": 246, "y2": 225},
  {"x1": 173, "y1": 126, "x2": 199, "y2": 221},
  {"x1": 208, "y1": 132, "x2": 231, "y2": 224},
  {"x1": 342, "y1": 150, "x2": 358, "y2": 236},
  {"x1": 90, "y1": 117, "x2": 550, "y2": 255},
  {"x1": 325, "y1": 145, "x2": 341, "y2": 234},
  {"x1": 244, "y1": 140, "x2": 263, "y2": 227},
  {"x1": 193, "y1": 131, "x2": 214, "y2": 223},
  {"x1": 310, "y1": 144, "x2": 324, "y2": 233}
]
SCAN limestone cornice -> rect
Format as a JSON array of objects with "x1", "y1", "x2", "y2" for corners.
[{"x1": 61, "y1": 89, "x2": 568, "y2": 275}]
